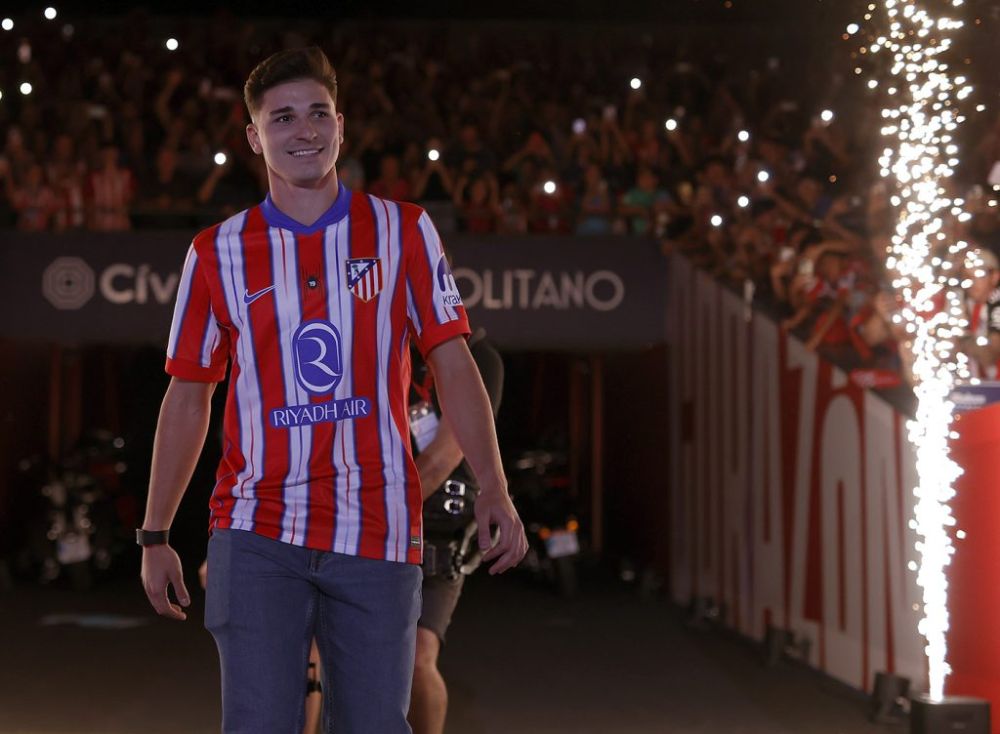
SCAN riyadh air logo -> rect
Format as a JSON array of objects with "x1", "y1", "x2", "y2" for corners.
[
  {"x1": 435, "y1": 255, "x2": 463, "y2": 307},
  {"x1": 271, "y1": 319, "x2": 371, "y2": 429},
  {"x1": 43, "y1": 257, "x2": 96, "y2": 310},
  {"x1": 293, "y1": 320, "x2": 344, "y2": 395},
  {"x1": 345, "y1": 258, "x2": 383, "y2": 302}
]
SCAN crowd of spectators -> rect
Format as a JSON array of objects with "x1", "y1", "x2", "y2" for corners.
[{"x1": 2, "y1": 11, "x2": 1000, "y2": 382}]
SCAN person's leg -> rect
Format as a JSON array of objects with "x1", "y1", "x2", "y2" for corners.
[
  {"x1": 205, "y1": 528, "x2": 317, "y2": 734},
  {"x1": 302, "y1": 639, "x2": 323, "y2": 734},
  {"x1": 408, "y1": 627, "x2": 447, "y2": 734},
  {"x1": 313, "y1": 553, "x2": 422, "y2": 734},
  {"x1": 407, "y1": 573, "x2": 464, "y2": 734}
]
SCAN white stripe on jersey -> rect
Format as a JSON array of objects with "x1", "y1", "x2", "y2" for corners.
[
  {"x1": 417, "y1": 212, "x2": 459, "y2": 323},
  {"x1": 215, "y1": 211, "x2": 264, "y2": 532},
  {"x1": 272, "y1": 226, "x2": 312, "y2": 546},
  {"x1": 166, "y1": 245, "x2": 197, "y2": 359},
  {"x1": 203, "y1": 331, "x2": 220, "y2": 367},
  {"x1": 328, "y1": 219, "x2": 362, "y2": 555},
  {"x1": 371, "y1": 197, "x2": 406, "y2": 561}
]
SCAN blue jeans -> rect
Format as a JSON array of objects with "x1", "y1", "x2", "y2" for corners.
[{"x1": 205, "y1": 528, "x2": 423, "y2": 733}]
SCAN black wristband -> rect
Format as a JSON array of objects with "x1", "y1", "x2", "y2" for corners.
[{"x1": 136, "y1": 528, "x2": 170, "y2": 547}]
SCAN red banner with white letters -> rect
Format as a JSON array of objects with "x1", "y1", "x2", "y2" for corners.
[{"x1": 669, "y1": 256, "x2": 1000, "y2": 719}]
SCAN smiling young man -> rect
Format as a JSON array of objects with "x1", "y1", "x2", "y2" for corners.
[{"x1": 138, "y1": 47, "x2": 527, "y2": 734}]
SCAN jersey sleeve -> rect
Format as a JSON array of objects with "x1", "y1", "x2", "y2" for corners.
[
  {"x1": 165, "y1": 243, "x2": 230, "y2": 382},
  {"x1": 405, "y1": 209, "x2": 471, "y2": 357}
]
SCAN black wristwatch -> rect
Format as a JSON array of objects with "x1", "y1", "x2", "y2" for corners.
[{"x1": 136, "y1": 528, "x2": 170, "y2": 547}]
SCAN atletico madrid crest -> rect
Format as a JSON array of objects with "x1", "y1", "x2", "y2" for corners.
[{"x1": 345, "y1": 258, "x2": 383, "y2": 302}]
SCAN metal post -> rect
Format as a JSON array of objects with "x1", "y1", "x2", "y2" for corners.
[
  {"x1": 590, "y1": 354, "x2": 604, "y2": 557},
  {"x1": 47, "y1": 346, "x2": 62, "y2": 460}
]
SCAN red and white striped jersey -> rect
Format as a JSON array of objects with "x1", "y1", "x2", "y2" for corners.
[{"x1": 165, "y1": 183, "x2": 470, "y2": 564}]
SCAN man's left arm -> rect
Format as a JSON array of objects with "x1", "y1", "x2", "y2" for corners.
[{"x1": 427, "y1": 337, "x2": 527, "y2": 574}]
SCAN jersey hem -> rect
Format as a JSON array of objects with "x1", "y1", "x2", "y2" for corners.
[
  {"x1": 165, "y1": 356, "x2": 227, "y2": 382},
  {"x1": 208, "y1": 522, "x2": 421, "y2": 565}
]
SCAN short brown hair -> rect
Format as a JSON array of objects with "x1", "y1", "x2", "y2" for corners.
[{"x1": 244, "y1": 46, "x2": 338, "y2": 117}]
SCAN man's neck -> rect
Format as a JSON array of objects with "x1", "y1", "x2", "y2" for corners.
[{"x1": 268, "y1": 170, "x2": 340, "y2": 227}]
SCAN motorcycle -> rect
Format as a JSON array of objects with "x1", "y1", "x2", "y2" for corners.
[
  {"x1": 16, "y1": 430, "x2": 129, "y2": 590},
  {"x1": 507, "y1": 448, "x2": 581, "y2": 597}
]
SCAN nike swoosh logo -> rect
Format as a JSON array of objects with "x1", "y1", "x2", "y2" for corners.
[{"x1": 243, "y1": 285, "x2": 275, "y2": 305}]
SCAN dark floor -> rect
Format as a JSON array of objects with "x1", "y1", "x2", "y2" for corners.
[{"x1": 0, "y1": 564, "x2": 906, "y2": 734}]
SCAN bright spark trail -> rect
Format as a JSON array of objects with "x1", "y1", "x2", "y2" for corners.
[{"x1": 867, "y1": 0, "x2": 971, "y2": 702}]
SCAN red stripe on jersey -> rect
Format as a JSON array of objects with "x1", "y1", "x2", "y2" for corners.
[
  {"x1": 166, "y1": 245, "x2": 227, "y2": 381},
  {"x1": 296, "y1": 230, "x2": 337, "y2": 548},
  {"x1": 350, "y1": 195, "x2": 389, "y2": 558},
  {"x1": 241, "y1": 206, "x2": 286, "y2": 539}
]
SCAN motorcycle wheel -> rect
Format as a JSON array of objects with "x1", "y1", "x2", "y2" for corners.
[
  {"x1": 553, "y1": 555, "x2": 578, "y2": 598},
  {"x1": 66, "y1": 560, "x2": 92, "y2": 592}
]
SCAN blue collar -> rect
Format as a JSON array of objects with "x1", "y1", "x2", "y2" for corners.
[{"x1": 260, "y1": 181, "x2": 351, "y2": 234}]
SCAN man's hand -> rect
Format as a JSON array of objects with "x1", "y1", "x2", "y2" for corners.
[
  {"x1": 141, "y1": 545, "x2": 191, "y2": 621},
  {"x1": 475, "y1": 485, "x2": 528, "y2": 575}
]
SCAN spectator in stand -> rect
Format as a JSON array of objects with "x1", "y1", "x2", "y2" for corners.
[
  {"x1": 597, "y1": 110, "x2": 634, "y2": 195},
  {"x1": 7, "y1": 162, "x2": 59, "y2": 232},
  {"x1": 448, "y1": 122, "x2": 497, "y2": 177},
  {"x1": 46, "y1": 134, "x2": 87, "y2": 231},
  {"x1": 781, "y1": 239, "x2": 861, "y2": 355},
  {"x1": 619, "y1": 167, "x2": 673, "y2": 236},
  {"x1": 503, "y1": 131, "x2": 556, "y2": 186},
  {"x1": 369, "y1": 154, "x2": 412, "y2": 201},
  {"x1": 454, "y1": 171, "x2": 500, "y2": 233},
  {"x1": 411, "y1": 138, "x2": 455, "y2": 204},
  {"x1": 960, "y1": 248, "x2": 1000, "y2": 379},
  {"x1": 336, "y1": 138, "x2": 367, "y2": 192},
  {"x1": 2, "y1": 127, "x2": 35, "y2": 188},
  {"x1": 196, "y1": 154, "x2": 262, "y2": 220},
  {"x1": 528, "y1": 167, "x2": 572, "y2": 234},
  {"x1": 967, "y1": 191, "x2": 1000, "y2": 262},
  {"x1": 143, "y1": 146, "x2": 194, "y2": 213},
  {"x1": 497, "y1": 181, "x2": 528, "y2": 235},
  {"x1": 87, "y1": 143, "x2": 133, "y2": 231},
  {"x1": 575, "y1": 162, "x2": 614, "y2": 236}
]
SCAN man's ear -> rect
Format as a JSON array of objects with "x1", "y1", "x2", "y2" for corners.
[{"x1": 246, "y1": 123, "x2": 262, "y2": 155}]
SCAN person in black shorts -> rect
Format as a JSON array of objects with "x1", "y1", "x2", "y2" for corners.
[{"x1": 408, "y1": 327, "x2": 504, "y2": 734}]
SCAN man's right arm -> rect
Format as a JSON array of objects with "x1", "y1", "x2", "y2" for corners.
[{"x1": 140, "y1": 376, "x2": 216, "y2": 621}]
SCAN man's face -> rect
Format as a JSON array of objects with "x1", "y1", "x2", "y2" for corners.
[{"x1": 246, "y1": 78, "x2": 343, "y2": 188}]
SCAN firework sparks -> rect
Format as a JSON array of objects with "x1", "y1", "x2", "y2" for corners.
[{"x1": 868, "y1": 0, "x2": 971, "y2": 702}]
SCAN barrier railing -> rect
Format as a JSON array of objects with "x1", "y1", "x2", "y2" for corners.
[{"x1": 669, "y1": 254, "x2": 1000, "y2": 719}]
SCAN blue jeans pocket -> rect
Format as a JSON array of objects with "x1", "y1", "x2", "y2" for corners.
[{"x1": 204, "y1": 529, "x2": 231, "y2": 632}]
